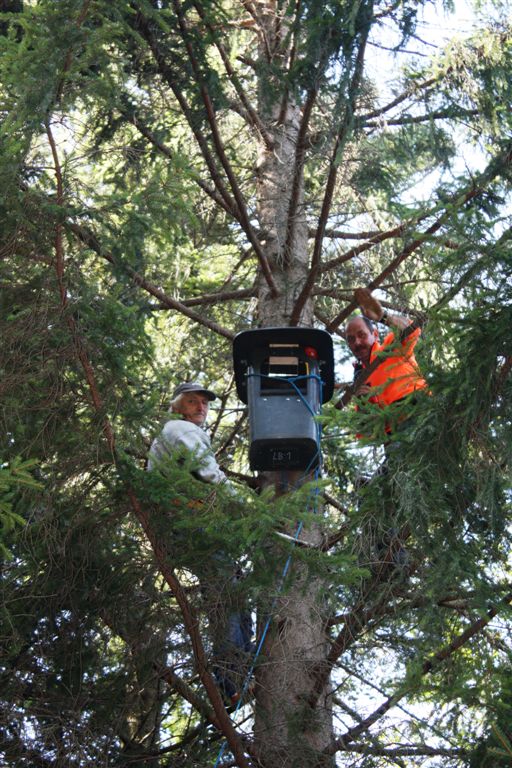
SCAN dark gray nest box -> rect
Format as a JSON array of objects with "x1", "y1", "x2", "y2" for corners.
[{"x1": 233, "y1": 327, "x2": 334, "y2": 471}]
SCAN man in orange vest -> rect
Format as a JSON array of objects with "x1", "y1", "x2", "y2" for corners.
[
  {"x1": 345, "y1": 288, "x2": 428, "y2": 572},
  {"x1": 345, "y1": 287, "x2": 427, "y2": 420}
]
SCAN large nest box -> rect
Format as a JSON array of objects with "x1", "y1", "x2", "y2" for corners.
[{"x1": 233, "y1": 327, "x2": 334, "y2": 471}]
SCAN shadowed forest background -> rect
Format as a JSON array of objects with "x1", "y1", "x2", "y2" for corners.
[{"x1": 1, "y1": 0, "x2": 512, "y2": 766}]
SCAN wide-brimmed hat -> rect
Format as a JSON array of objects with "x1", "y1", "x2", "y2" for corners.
[{"x1": 172, "y1": 382, "x2": 217, "y2": 401}]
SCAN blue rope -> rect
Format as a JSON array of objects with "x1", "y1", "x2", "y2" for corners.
[
  {"x1": 213, "y1": 374, "x2": 324, "y2": 767},
  {"x1": 285, "y1": 374, "x2": 324, "y2": 475},
  {"x1": 213, "y1": 479, "x2": 320, "y2": 767},
  {"x1": 245, "y1": 371, "x2": 322, "y2": 421}
]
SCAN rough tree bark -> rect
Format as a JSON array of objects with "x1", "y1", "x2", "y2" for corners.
[{"x1": 252, "y1": 5, "x2": 334, "y2": 766}]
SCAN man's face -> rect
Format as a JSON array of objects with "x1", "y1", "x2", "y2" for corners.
[
  {"x1": 176, "y1": 393, "x2": 210, "y2": 426},
  {"x1": 345, "y1": 318, "x2": 378, "y2": 365}
]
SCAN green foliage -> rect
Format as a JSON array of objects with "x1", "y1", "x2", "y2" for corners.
[
  {"x1": 489, "y1": 725, "x2": 512, "y2": 763},
  {"x1": 469, "y1": 685, "x2": 512, "y2": 766},
  {"x1": 352, "y1": 122, "x2": 456, "y2": 202},
  {"x1": 1, "y1": 0, "x2": 511, "y2": 765},
  {"x1": 0, "y1": 458, "x2": 41, "y2": 557}
]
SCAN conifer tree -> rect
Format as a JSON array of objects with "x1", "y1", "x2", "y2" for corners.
[{"x1": 1, "y1": 0, "x2": 512, "y2": 766}]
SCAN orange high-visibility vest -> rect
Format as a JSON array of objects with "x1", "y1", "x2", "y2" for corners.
[{"x1": 363, "y1": 326, "x2": 427, "y2": 408}]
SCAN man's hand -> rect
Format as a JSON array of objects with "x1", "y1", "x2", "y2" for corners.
[
  {"x1": 354, "y1": 383, "x2": 373, "y2": 398},
  {"x1": 354, "y1": 287, "x2": 411, "y2": 331},
  {"x1": 354, "y1": 287, "x2": 383, "y2": 322}
]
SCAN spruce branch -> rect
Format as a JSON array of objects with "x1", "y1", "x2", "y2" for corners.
[
  {"x1": 180, "y1": 288, "x2": 255, "y2": 307},
  {"x1": 327, "y1": 143, "x2": 512, "y2": 332},
  {"x1": 364, "y1": 107, "x2": 479, "y2": 129},
  {"x1": 322, "y1": 490, "x2": 350, "y2": 516},
  {"x1": 320, "y1": 209, "x2": 433, "y2": 274},
  {"x1": 359, "y1": 75, "x2": 438, "y2": 122},
  {"x1": 308, "y1": 524, "x2": 417, "y2": 708},
  {"x1": 321, "y1": 592, "x2": 512, "y2": 760},
  {"x1": 192, "y1": 1, "x2": 275, "y2": 150},
  {"x1": 210, "y1": 374, "x2": 236, "y2": 441},
  {"x1": 314, "y1": 308, "x2": 345, "y2": 338},
  {"x1": 132, "y1": 10, "x2": 246, "y2": 232},
  {"x1": 166, "y1": 0, "x2": 279, "y2": 298},
  {"x1": 156, "y1": 663, "x2": 222, "y2": 729},
  {"x1": 45, "y1": 119, "x2": 116, "y2": 457},
  {"x1": 38, "y1": 166, "x2": 248, "y2": 758},
  {"x1": 124, "y1": 109, "x2": 240, "y2": 220},
  {"x1": 312, "y1": 227, "x2": 383, "y2": 240},
  {"x1": 428, "y1": 224, "x2": 512, "y2": 316},
  {"x1": 494, "y1": 356, "x2": 512, "y2": 400},
  {"x1": 99, "y1": 605, "x2": 222, "y2": 733},
  {"x1": 328, "y1": 592, "x2": 479, "y2": 627},
  {"x1": 54, "y1": 0, "x2": 92, "y2": 105},
  {"x1": 340, "y1": 744, "x2": 467, "y2": 758},
  {"x1": 127, "y1": 491, "x2": 252, "y2": 768},
  {"x1": 215, "y1": 412, "x2": 248, "y2": 459},
  {"x1": 68, "y1": 223, "x2": 235, "y2": 340},
  {"x1": 0, "y1": 728, "x2": 56, "y2": 768}
]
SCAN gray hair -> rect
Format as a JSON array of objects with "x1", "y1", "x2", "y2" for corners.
[{"x1": 169, "y1": 393, "x2": 186, "y2": 413}]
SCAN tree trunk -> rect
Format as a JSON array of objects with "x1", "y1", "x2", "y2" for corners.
[
  {"x1": 253, "y1": 6, "x2": 334, "y2": 764},
  {"x1": 255, "y1": 96, "x2": 312, "y2": 327},
  {"x1": 254, "y1": 522, "x2": 334, "y2": 767}
]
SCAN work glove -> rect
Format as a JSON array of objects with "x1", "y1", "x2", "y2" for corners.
[{"x1": 354, "y1": 287, "x2": 383, "y2": 322}]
